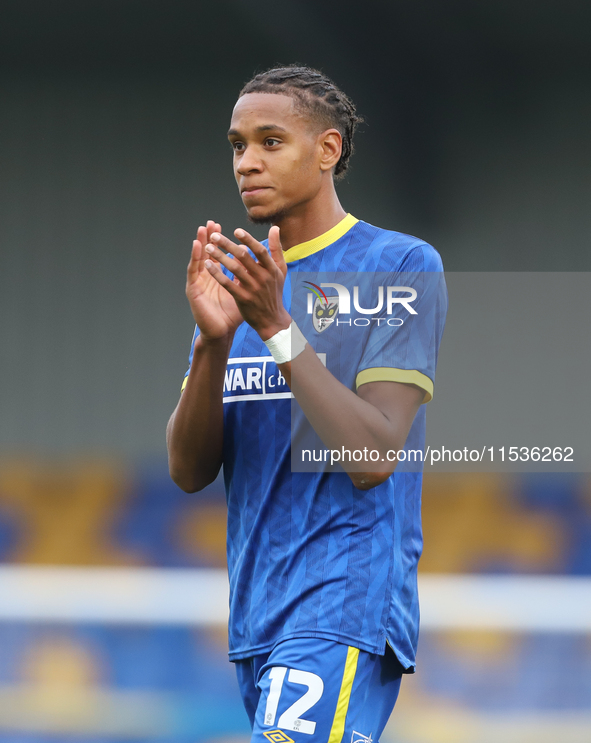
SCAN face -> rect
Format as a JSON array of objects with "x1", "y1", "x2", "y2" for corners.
[{"x1": 228, "y1": 93, "x2": 328, "y2": 224}]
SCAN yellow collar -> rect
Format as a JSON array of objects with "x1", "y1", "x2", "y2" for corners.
[{"x1": 283, "y1": 213, "x2": 359, "y2": 263}]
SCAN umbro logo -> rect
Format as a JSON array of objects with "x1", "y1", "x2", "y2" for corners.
[{"x1": 263, "y1": 731, "x2": 295, "y2": 743}]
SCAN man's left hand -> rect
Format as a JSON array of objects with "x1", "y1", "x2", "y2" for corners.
[{"x1": 204, "y1": 226, "x2": 291, "y2": 341}]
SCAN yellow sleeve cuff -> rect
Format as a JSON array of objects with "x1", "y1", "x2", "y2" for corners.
[
  {"x1": 181, "y1": 376, "x2": 189, "y2": 393},
  {"x1": 355, "y1": 367, "x2": 434, "y2": 403}
]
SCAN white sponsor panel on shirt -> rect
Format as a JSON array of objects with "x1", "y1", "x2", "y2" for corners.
[{"x1": 223, "y1": 355, "x2": 326, "y2": 403}]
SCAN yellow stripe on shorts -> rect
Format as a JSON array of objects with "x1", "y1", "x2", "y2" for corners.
[{"x1": 327, "y1": 646, "x2": 359, "y2": 743}]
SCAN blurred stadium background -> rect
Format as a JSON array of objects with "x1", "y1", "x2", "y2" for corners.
[{"x1": 1, "y1": 1, "x2": 590, "y2": 741}]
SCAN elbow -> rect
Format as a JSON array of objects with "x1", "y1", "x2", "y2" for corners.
[
  {"x1": 348, "y1": 469, "x2": 394, "y2": 491},
  {"x1": 169, "y1": 468, "x2": 199, "y2": 493},
  {"x1": 348, "y1": 434, "x2": 408, "y2": 490},
  {"x1": 168, "y1": 460, "x2": 216, "y2": 494},
  {"x1": 172, "y1": 477, "x2": 201, "y2": 494}
]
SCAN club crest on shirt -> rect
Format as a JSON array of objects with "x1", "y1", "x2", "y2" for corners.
[{"x1": 312, "y1": 295, "x2": 339, "y2": 333}]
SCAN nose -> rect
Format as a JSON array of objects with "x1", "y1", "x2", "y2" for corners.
[{"x1": 236, "y1": 145, "x2": 263, "y2": 176}]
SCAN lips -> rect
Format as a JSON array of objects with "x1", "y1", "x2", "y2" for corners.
[{"x1": 241, "y1": 186, "x2": 271, "y2": 196}]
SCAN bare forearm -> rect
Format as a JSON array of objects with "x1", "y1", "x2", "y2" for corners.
[
  {"x1": 167, "y1": 334, "x2": 233, "y2": 492},
  {"x1": 193, "y1": 225, "x2": 422, "y2": 490},
  {"x1": 282, "y1": 347, "x2": 422, "y2": 489},
  {"x1": 284, "y1": 351, "x2": 396, "y2": 452}
]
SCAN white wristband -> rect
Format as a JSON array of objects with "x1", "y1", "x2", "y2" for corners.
[{"x1": 264, "y1": 321, "x2": 308, "y2": 364}]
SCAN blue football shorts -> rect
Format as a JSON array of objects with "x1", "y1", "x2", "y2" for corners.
[{"x1": 234, "y1": 637, "x2": 404, "y2": 743}]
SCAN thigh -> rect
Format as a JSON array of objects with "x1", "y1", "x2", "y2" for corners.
[
  {"x1": 236, "y1": 654, "x2": 266, "y2": 727},
  {"x1": 249, "y1": 638, "x2": 403, "y2": 743}
]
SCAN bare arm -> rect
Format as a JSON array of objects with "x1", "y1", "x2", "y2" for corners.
[
  {"x1": 167, "y1": 334, "x2": 233, "y2": 492},
  {"x1": 166, "y1": 221, "x2": 243, "y2": 492},
  {"x1": 281, "y1": 352, "x2": 424, "y2": 489},
  {"x1": 204, "y1": 227, "x2": 425, "y2": 491}
]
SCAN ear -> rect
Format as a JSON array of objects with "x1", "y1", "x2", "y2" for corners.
[{"x1": 318, "y1": 129, "x2": 343, "y2": 173}]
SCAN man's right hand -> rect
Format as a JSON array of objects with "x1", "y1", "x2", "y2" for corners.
[{"x1": 186, "y1": 220, "x2": 244, "y2": 341}]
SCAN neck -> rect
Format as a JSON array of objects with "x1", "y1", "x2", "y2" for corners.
[{"x1": 273, "y1": 185, "x2": 347, "y2": 251}]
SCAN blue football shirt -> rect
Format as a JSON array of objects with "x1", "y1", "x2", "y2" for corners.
[{"x1": 182, "y1": 215, "x2": 447, "y2": 670}]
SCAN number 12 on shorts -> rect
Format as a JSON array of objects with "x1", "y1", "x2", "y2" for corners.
[{"x1": 264, "y1": 666, "x2": 324, "y2": 735}]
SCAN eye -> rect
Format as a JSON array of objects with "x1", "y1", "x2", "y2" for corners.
[
  {"x1": 232, "y1": 141, "x2": 245, "y2": 152},
  {"x1": 265, "y1": 138, "x2": 281, "y2": 147}
]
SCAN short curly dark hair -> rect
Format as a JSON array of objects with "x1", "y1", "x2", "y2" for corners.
[{"x1": 239, "y1": 65, "x2": 363, "y2": 180}]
